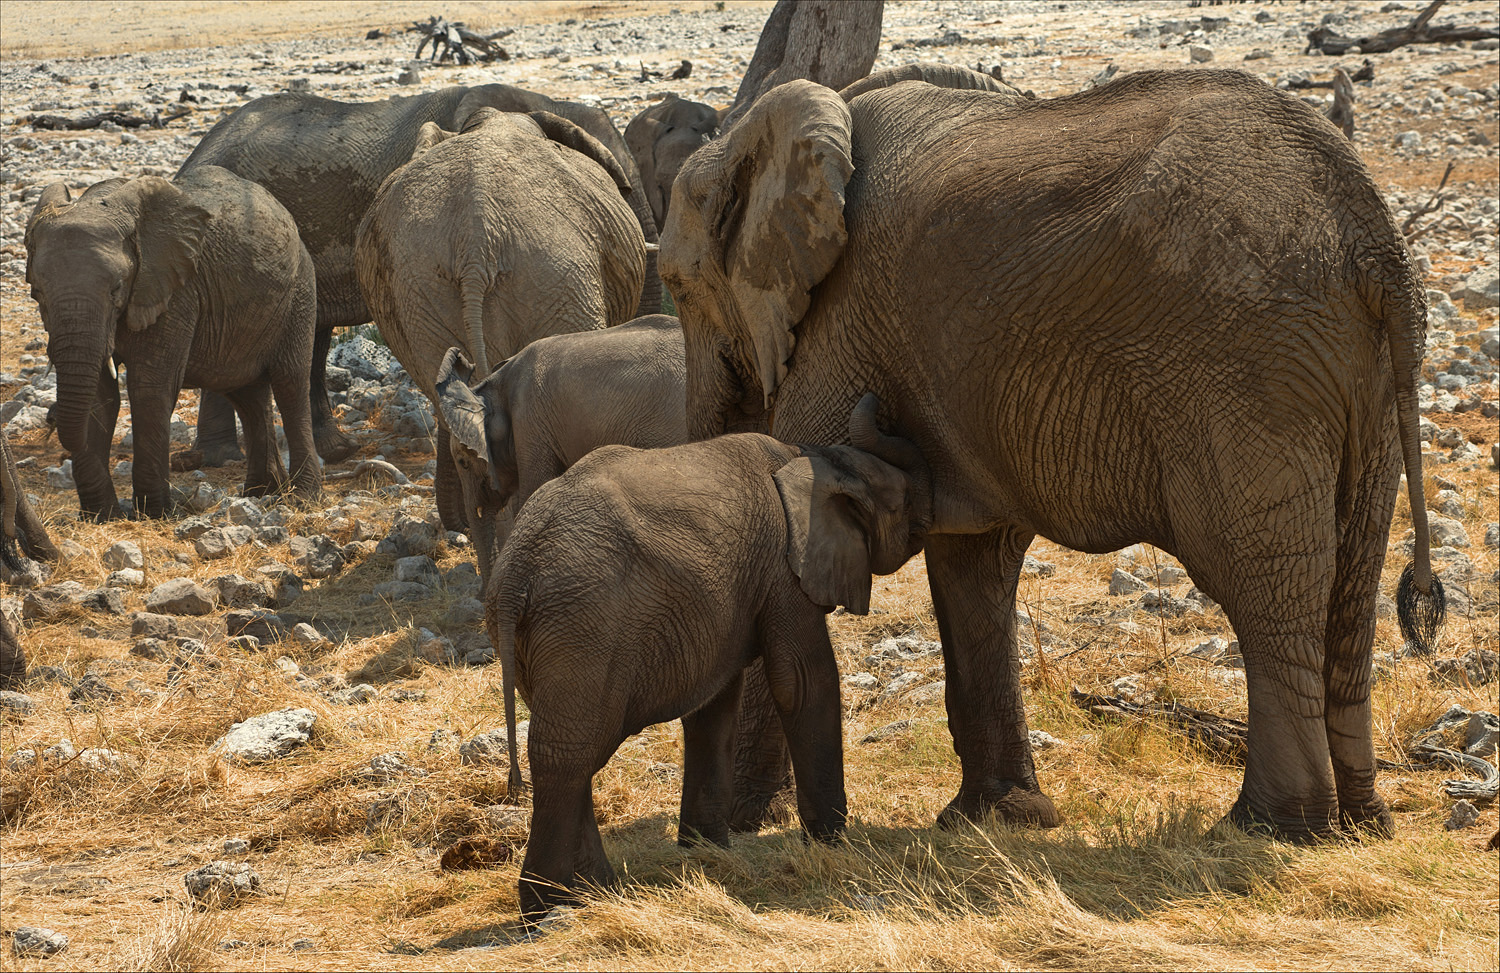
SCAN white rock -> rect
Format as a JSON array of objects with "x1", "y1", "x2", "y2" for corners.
[{"x1": 211, "y1": 708, "x2": 317, "y2": 762}]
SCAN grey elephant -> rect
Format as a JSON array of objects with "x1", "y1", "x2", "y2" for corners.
[
  {"x1": 434, "y1": 314, "x2": 687, "y2": 581},
  {"x1": 356, "y1": 108, "x2": 646, "y2": 535},
  {"x1": 625, "y1": 94, "x2": 725, "y2": 229},
  {"x1": 488, "y1": 394, "x2": 930, "y2": 921},
  {"x1": 178, "y1": 82, "x2": 663, "y2": 466},
  {"x1": 660, "y1": 70, "x2": 1446, "y2": 842},
  {"x1": 26, "y1": 166, "x2": 321, "y2": 520},
  {"x1": 1, "y1": 431, "x2": 59, "y2": 690}
]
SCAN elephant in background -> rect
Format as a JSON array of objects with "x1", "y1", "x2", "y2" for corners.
[
  {"x1": 1, "y1": 430, "x2": 59, "y2": 690},
  {"x1": 26, "y1": 166, "x2": 321, "y2": 521},
  {"x1": 356, "y1": 108, "x2": 645, "y2": 534},
  {"x1": 661, "y1": 71, "x2": 1446, "y2": 841},
  {"x1": 434, "y1": 314, "x2": 687, "y2": 582},
  {"x1": 625, "y1": 94, "x2": 725, "y2": 229},
  {"x1": 488, "y1": 394, "x2": 930, "y2": 921},
  {"x1": 178, "y1": 82, "x2": 662, "y2": 466}
]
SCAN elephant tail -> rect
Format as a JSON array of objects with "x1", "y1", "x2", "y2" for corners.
[
  {"x1": 460, "y1": 268, "x2": 490, "y2": 378},
  {"x1": 1383, "y1": 262, "x2": 1446, "y2": 655},
  {"x1": 493, "y1": 597, "x2": 525, "y2": 799}
]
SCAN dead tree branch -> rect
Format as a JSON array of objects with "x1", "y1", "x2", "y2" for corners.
[
  {"x1": 407, "y1": 16, "x2": 512, "y2": 65},
  {"x1": 1401, "y1": 161, "x2": 1458, "y2": 240},
  {"x1": 1307, "y1": 0, "x2": 1498, "y2": 56}
]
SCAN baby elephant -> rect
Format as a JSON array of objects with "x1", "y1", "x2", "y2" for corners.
[
  {"x1": 489, "y1": 394, "x2": 931, "y2": 921},
  {"x1": 25, "y1": 166, "x2": 320, "y2": 519},
  {"x1": 434, "y1": 314, "x2": 687, "y2": 581}
]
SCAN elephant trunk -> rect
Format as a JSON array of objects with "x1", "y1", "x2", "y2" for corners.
[
  {"x1": 49, "y1": 325, "x2": 117, "y2": 519},
  {"x1": 848, "y1": 392, "x2": 933, "y2": 545}
]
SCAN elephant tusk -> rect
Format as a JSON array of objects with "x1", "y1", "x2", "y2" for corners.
[
  {"x1": 107, "y1": 358, "x2": 117, "y2": 381},
  {"x1": 643, "y1": 242, "x2": 660, "y2": 253}
]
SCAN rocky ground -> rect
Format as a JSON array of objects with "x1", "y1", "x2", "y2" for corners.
[{"x1": 1, "y1": 2, "x2": 1497, "y2": 969}]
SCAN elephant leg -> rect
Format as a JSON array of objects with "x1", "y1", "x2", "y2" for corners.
[
  {"x1": 193, "y1": 389, "x2": 243, "y2": 466},
  {"x1": 435, "y1": 424, "x2": 467, "y2": 533},
  {"x1": 1191, "y1": 499, "x2": 1339, "y2": 840},
  {"x1": 77, "y1": 364, "x2": 122, "y2": 520},
  {"x1": 679, "y1": 670, "x2": 744, "y2": 848},
  {"x1": 0, "y1": 611, "x2": 26, "y2": 691},
  {"x1": 927, "y1": 527, "x2": 1061, "y2": 830},
  {"x1": 1324, "y1": 455, "x2": 1401, "y2": 837},
  {"x1": 270, "y1": 363, "x2": 322, "y2": 499},
  {"x1": 310, "y1": 325, "x2": 357, "y2": 463},
  {"x1": 763, "y1": 610, "x2": 846, "y2": 843},
  {"x1": 728, "y1": 656, "x2": 794, "y2": 834},
  {"x1": 222, "y1": 383, "x2": 282, "y2": 498},
  {"x1": 519, "y1": 747, "x2": 617, "y2": 922}
]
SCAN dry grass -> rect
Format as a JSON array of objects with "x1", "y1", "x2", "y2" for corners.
[{"x1": 2, "y1": 2, "x2": 1498, "y2": 967}]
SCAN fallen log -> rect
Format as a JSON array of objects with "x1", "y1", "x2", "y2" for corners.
[
  {"x1": 407, "y1": 15, "x2": 512, "y2": 65},
  {"x1": 1307, "y1": 0, "x2": 1498, "y2": 56},
  {"x1": 28, "y1": 110, "x2": 167, "y2": 131},
  {"x1": 1069, "y1": 687, "x2": 1248, "y2": 761},
  {"x1": 1284, "y1": 59, "x2": 1374, "y2": 89}
]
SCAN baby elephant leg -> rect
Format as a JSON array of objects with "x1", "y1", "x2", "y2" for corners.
[
  {"x1": 518, "y1": 724, "x2": 619, "y2": 923},
  {"x1": 679, "y1": 670, "x2": 745, "y2": 848},
  {"x1": 762, "y1": 611, "x2": 847, "y2": 842},
  {"x1": 222, "y1": 382, "x2": 284, "y2": 497}
]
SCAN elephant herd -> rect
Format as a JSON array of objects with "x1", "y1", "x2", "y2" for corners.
[{"x1": 15, "y1": 60, "x2": 1448, "y2": 924}]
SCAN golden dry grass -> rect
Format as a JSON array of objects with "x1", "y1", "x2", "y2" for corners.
[{"x1": 2, "y1": 2, "x2": 1499, "y2": 968}]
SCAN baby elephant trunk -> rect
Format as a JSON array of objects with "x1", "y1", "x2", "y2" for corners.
[{"x1": 847, "y1": 392, "x2": 933, "y2": 551}]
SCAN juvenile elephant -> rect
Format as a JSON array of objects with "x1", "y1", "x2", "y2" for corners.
[
  {"x1": 434, "y1": 314, "x2": 687, "y2": 581},
  {"x1": 625, "y1": 94, "x2": 724, "y2": 228},
  {"x1": 488, "y1": 394, "x2": 930, "y2": 921},
  {"x1": 1, "y1": 430, "x2": 59, "y2": 689},
  {"x1": 26, "y1": 166, "x2": 321, "y2": 520},
  {"x1": 178, "y1": 82, "x2": 662, "y2": 465},
  {"x1": 661, "y1": 71, "x2": 1447, "y2": 841},
  {"x1": 356, "y1": 108, "x2": 646, "y2": 534}
]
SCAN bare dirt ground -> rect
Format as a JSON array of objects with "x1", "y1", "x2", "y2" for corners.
[{"x1": 1, "y1": 2, "x2": 1497, "y2": 970}]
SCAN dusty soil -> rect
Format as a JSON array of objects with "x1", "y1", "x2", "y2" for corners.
[{"x1": 1, "y1": 2, "x2": 1497, "y2": 970}]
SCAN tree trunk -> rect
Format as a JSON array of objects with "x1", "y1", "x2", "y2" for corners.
[{"x1": 725, "y1": 0, "x2": 884, "y2": 129}]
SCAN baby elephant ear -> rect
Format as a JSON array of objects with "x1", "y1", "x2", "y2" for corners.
[
  {"x1": 435, "y1": 348, "x2": 486, "y2": 458},
  {"x1": 774, "y1": 453, "x2": 873, "y2": 615},
  {"x1": 120, "y1": 176, "x2": 211, "y2": 331}
]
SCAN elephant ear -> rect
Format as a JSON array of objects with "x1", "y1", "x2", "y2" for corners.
[
  {"x1": 774, "y1": 450, "x2": 874, "y2": 615},
  {"x1": 25, "y1": 182, "x2": 73, "y2": 243},
  {"x1": 670, "y1": 79, "x2": 852, "y2": 408},
  {"x1": 528, "y1": 110, "x2": 634, "y2": 197},
  {"x1": 435, "y1": 347, "x2": 509, "y2": 495},
  {"x1": 624, "y1": 98, "x2": 669, "y2": 221},
  {"x1": 412, "y1": 120, "x2": 459, "y2": 160},
  {"x1": 115, "y1": 176, "x2": 211, "y2": 332}
]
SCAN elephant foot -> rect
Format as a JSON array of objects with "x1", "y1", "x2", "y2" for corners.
[
  {"x1": 170, "y1": 449, "x2": 206, "y2": 472},
  {"x1": 1339, "y1": 800, "x2": 1396, "y2": 840},
  {"x1": 728, "y1": 780, "x2": 796, "y2": 834},
  {"x1": 677, "y1": 823, "x2": 731, "y2": 849},
  {"x1": 937, "y1": 781, "x2": 1062, "y2": 831},
  {"x1": 1220, "y1": 793, "x2": 1341, "y2": 844},
  {"x1": 194, "y1": 441, "x2": 243, "y2": 468},
  {"x1": 315, "y1": 428, "x2": 359, "y2": 464}
]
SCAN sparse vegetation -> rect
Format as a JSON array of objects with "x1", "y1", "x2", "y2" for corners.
[{"x1": 2, "y1": 0, "x2": 1498, "y2": 968}]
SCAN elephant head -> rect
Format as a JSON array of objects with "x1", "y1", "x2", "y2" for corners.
[
  {"x1": 625, "y1": 93, "x2": 725, "y2": 229},
  {"x1": 776, "y1": 393, "x2": 930, "y2": 614},
  {"x1": 26, "y1": 176, "x2": 210, "y2": 519},
  {"x1": 659, "y1": 80, "x2": 853, "y2": 441},
  {"x1": 434, "y1": 347, "x2": 516, "y2": 578}
]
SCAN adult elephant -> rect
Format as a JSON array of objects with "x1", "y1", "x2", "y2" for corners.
[
  {"x1": 178, "y1": 83, "x2": 662, "y2": 465},
  {"x1": 356, "y1": 108, "x2": 645, "y2": 537},
  {"x1": 660, "y1": 71, "x2": 1447, "y2": 842}
]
